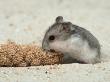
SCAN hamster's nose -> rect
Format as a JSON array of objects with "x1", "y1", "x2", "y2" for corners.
[
  {"x1": 42, "y1": 41, "x2": 50, "y2": 50},
  {"x1": 42, "y1": 46, "x2": 50, "y2": 51},
  {"x1": 42, "y1": 45, "x2": 55, "y2": 52},
  {"x1": 42, "y1": 44, "x2": 50, "y2": 51}
]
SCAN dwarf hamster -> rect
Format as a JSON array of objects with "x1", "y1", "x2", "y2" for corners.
[{"x1": 42, "y1": 16, "x2": 101, "y2": 64}]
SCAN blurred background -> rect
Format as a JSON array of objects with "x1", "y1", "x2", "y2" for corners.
[{"x1": 0, "y1": 0, "x2": 110, "y2": 61}]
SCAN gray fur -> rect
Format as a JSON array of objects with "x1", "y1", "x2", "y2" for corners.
[{"x1": 71, "y1": 25, "x2": 101, "y2": 55}]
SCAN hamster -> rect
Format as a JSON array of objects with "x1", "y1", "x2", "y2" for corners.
[{"x1": 42, "y1": 16, "x2": 101, "y2": 64}]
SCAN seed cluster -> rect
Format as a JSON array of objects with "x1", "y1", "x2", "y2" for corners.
[{"x1": 0, "y1": 41, "x2": 63, "y2": 67}]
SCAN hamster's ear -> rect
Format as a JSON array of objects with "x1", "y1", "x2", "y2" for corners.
[
  {"x1": 62, "y1": 22, "x2": 73, "y2": 32},
  {"x1": 55, "y1": 16, "x2": 63, "y2": 23}
]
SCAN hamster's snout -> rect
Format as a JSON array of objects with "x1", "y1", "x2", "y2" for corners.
[
  {"x1": 42, "y1": 45, "x2": 50, "y2": 51},
  {"x1": 42, "y1": 42, "x2": 55, "y2": 52},
  {"x1": 42, "y1": 46, "x2": 55, "y2": 52}
]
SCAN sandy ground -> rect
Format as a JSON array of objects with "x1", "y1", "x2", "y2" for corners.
[{"x1": 0, "y1": 0, "x2": 110, "y2": 82}]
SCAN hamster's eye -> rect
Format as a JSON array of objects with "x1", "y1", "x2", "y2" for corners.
[{"x1": 49, "y1": 35, "x2": 55, "y2": 41}]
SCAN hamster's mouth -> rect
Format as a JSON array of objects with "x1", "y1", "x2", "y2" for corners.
[
  {"x1": 49, "y1": 49, "x2": 55, "y2": 52},
  {"x1": 43, "y1": 48, "x2": 55, "y2": 53}
]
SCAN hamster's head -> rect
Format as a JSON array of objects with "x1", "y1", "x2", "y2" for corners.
[{"x1": 42, "y1": 16, "x2": 75, "y2": 53}]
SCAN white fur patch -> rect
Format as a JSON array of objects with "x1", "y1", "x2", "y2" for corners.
[{"x1": 50, "y1": 35, "x2": 98, "y2": 64}]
